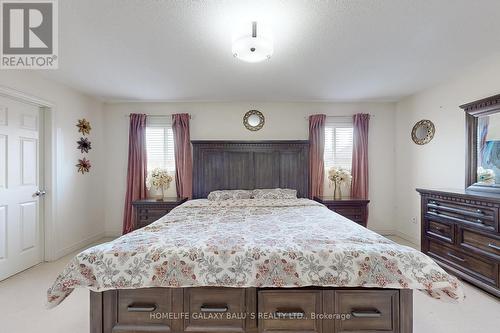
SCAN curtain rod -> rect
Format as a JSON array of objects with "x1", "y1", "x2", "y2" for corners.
[
  {"x1": 304, "y1": 114, "x2": 374, "y2": 120},
  {"x1": 126, "y1": 114, "x2": 193, "y2": 119}
]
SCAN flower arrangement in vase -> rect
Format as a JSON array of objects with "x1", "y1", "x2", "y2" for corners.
[
  {"x1": 146, "y1": 168, "x2": 173, "y2": 201},
  {"x1": 328, "y1": 167, "x2": 352, "y2": 199},
  {"x1": 477, "y1": 166, "x2": 495, "y2": 184}
]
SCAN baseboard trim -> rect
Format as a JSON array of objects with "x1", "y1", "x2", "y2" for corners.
[
  {"x1": 369, "y1": 228, "x2": 396, "y2": 236},
  {"x1": 104, "y1": 229, "x2": 122, "y2": 238},
  {"x1": 52, "y1": 232, "x2": 105, "y2": 261},
  {"x1": 395, "y1": 230, "x2": 419, "y2": 247}
]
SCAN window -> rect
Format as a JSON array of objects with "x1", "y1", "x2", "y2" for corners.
[
  {"x1": 324, "y1": 117, "x2": 353, "y2": 170},
  {"x1": 145, "y1": 116, "x2": 175, "y2": 172}
]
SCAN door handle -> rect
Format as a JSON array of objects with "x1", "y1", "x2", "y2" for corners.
[{"x1": 33, "y1": 190, "x2": 46, "y2": 197}]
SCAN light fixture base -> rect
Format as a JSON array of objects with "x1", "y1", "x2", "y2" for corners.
[{"x1": 232, "y1": 22, "x2": 273, "y2": 63}]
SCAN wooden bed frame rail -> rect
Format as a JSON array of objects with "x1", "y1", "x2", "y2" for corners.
[{"x1": 90, "y1": 287, "x2": 413, "y2": 333}]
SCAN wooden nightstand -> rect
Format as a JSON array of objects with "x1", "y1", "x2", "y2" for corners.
[
  {"x1": 314, "y1": 196, "x2": 370, "y2": 227},
  {"x1": 132, "y1": 197, "x2": 188, "y2": 230}
]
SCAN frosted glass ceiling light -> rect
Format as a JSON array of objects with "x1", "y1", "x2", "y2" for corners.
[{"x1": 232, "y1": 22, "x2": 273, "y2": 63}]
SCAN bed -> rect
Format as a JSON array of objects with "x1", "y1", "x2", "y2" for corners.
[{"x1": 47, "y1": 141, "x2": 463, "y2": 333}]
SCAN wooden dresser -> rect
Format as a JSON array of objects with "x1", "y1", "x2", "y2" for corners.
[
  {"x1": 314, "y1": 196, "x2": 370, "y2": 228},
  {"x1": 132, "y1": 198, "x2": 188, "y2": 230},
  {"x1": 417, "y1": 188, "x2": 500, "y2": 297}
]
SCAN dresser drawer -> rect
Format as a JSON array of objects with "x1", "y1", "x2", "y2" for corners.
[
  {"x1": 137, "y1": 216, "x2": 165, "y2": 229},
  {"x1": 334, "y1": 290, "x2": 398, "y2": 333},
  {"x1": 428, "y1": 239, "x2": 498, "y2": 286},
  {"x1": 459, "y1": 228, "x2": 500, "y2": 260},
  {"x1": 331, "y1": 207, "x2": 361, "y2": 217},
  {"x1": 138, "y1": 208, "x2": 171, "y2": 219},
  {"x1": 314, "y1": 197, "x2": 369, "y2": 228},
  {"x1": 135, "y1": 206, "x2": 177, "y2": 229},
  {"x1": 183, "y1": 288, "x2": 250, "y2": 332},
  {"x1": 116, "y1": 288, "x2": 174, "y2": 329},
  {"x1": 331, "y1": 208, "x2": 366, "y2": 225},
  {"x1": 340, "y1": 214, "x2": 364, "y2": 224},
  {"x1": 426, "y1": 219, "x2": 454, "y2": 244},
  {"x1": 258, "y1": 290, "x2": 322, "y2": 333},
  {"x1": 426, "y1": 198, "x2": 498, "y2": 232},
  {"x1": 132, "y1": 198, "x2": 188, "y2": 231}
]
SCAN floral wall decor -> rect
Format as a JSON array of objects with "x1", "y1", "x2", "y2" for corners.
[
  {"x1": 76, "y1": 118, "x2": 91, "y2": 136},
  {"x1": 76, "y1": 137, "x2": 92, "y2": 153},
  {"x1": 76, "y1": 158, "x2": 91, "y2": 174},
  {"x1": 75, "y1": 118, "x2": 92, "y2": 174}
]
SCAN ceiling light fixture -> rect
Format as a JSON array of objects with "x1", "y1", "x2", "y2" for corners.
[{"x1": 232, "y1": 21, "x2": 273, "y2": 63}]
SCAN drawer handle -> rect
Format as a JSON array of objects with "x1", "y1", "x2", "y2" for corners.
[
  {"x1": 447, "y1": 252, "x2": 466, "y2": 262},
  {"x1": 429, "y1": 200, "x2": 438, "y2": 205},
  {"x1": 487, "y1": 243, "x2": 500, "y2": 251},
  {"x1": 476, "y1": 209, "x2": 483, "y2": 214},
  {"x1": 351, "y1": 309, "x2": 382, "y2": 318},
  {"x1": 475, "y1": 219, "x2": 483, "y2": 224},
  {"x1": 127, "y1": 304, "x2": 157, "y2": 312},
  {"x1": 274, "y1": 310, "x2": 306, "y2": 319},
  {"x1": 200, "y1": 304, "x2": 228, "y2": 313}
]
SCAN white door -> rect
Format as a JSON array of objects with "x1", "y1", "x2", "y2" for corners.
[{"x1": 0, "y1": 95, "x2": 44, "y2": 281}]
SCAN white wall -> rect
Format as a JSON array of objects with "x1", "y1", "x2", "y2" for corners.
[
  {"x1": 0, "y1": 72, "x2": 105, "y2": 260},
  {"x1": 102, "y1": 102, "x2": 397, "y2": 236},
  {"x1": 1, "y1": 51, "x2": 498, "y2": 257},
  {"x1": 395, "y1": 54, "x2": 500, "y2": 244}
]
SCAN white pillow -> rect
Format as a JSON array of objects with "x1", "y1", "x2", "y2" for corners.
[
  {"x1": 252, "y1": 188, "x2": 297, "y2": 199},
  {"x1": 207, "y1": 189, "x2": 253, "y2": 201}
]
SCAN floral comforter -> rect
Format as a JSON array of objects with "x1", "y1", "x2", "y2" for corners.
[{"x1": 47, "y1": 199, "x2": 464, "y2": 307}]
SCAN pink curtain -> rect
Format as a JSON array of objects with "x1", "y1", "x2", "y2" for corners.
[
  {"x1": 351, "y1": 113, "x2": 370, "y2": 199},
  {"x1": 122, "y1": 114, "x2": 148, "y2": 234},
  {"x1": 172, "y1": 113, "x2": 193, "y2": 199},
  {"x1": 309, "y1": 114, "x2": 326, "y2": 198}
]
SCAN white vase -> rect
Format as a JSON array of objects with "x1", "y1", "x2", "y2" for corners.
[
  {"x1": 334, "y1": 182, "x2": 342, "y2": 199},
  {"x1": 156, "y1": 186, "x2": 165, "y2": 201}
]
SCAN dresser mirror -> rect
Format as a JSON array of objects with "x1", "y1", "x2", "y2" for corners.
[{"x1": 461, "y1": 94, "x2": 500, "y2": 193}]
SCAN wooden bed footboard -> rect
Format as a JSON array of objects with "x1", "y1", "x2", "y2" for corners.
[{"x1": 90, "y1": 287, "x2": 413, "y2": 333}]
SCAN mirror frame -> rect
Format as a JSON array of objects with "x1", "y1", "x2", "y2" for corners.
[
  {"x1": 411, "y1": 119, "x2": 435, "y2": 145},
  {"x1": 461, "y1": 94, "x2": 500, "y2": 193},
  {"x1": 243, "y1": 110, "x2": 265, "y2": 131}
]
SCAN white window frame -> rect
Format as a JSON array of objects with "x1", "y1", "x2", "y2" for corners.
[
  {"x1": 145, "y1": 116, "x2": 176, "y2": 172},
  {"x1": 324, "y1": 116, "x2": 354, "y2": 171}
]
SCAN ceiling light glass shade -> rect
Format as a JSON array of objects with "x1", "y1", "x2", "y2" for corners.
[
  {"x1": 232, "y1": 36, "x2": 273, "y2": 63},
  {"x1": 232, "y1": 22, "x2": 273, "y2": 63}
]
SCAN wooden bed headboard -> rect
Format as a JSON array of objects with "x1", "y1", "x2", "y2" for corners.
[{"x1": 192, "y1": 140, "x2": 310, "y2": 199}]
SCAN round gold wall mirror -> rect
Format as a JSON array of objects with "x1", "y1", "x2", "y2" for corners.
[
  {"x1": 411, "y1": 119, "x2": 435, "y2": 145},
  {"x1": 243, "y1": 110, "x2": 265, "y2": 131}
]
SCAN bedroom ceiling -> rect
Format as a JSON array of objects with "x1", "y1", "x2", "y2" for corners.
[{"x1": 39, "y1": 0, "x2": 500, "y2": 102}]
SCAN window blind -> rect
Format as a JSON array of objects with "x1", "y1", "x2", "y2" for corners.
[
  {"x1": 324, "y1": 117, "x2": 353, "y2": 170},
  {"x1": 145, "y1": 116, "x2": 176, "y2": 172}
]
